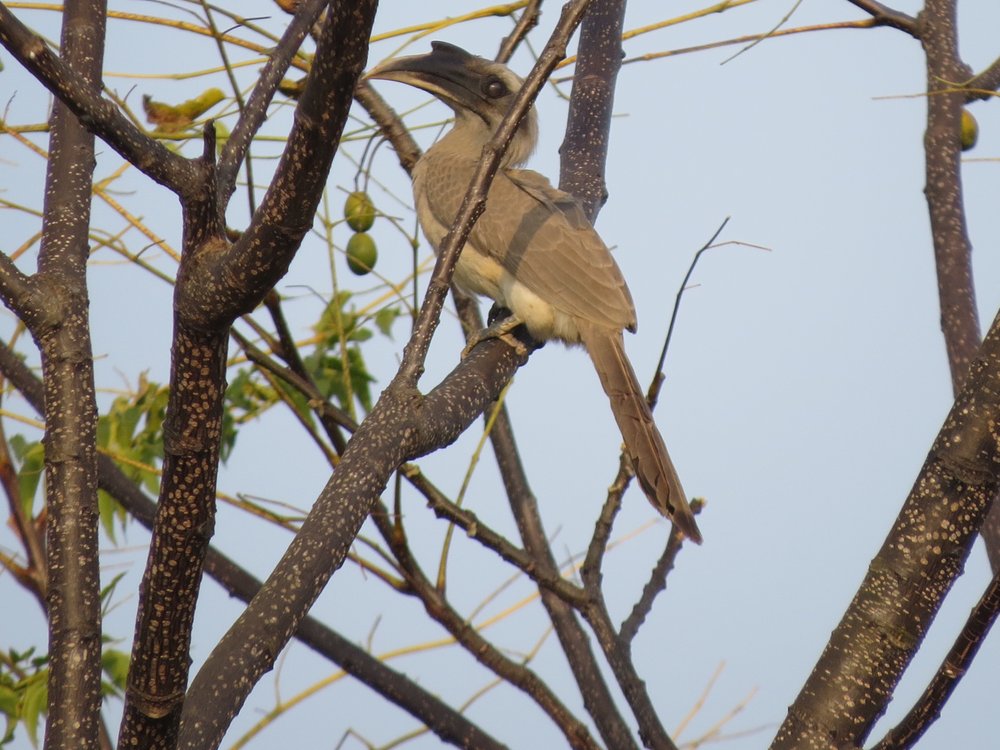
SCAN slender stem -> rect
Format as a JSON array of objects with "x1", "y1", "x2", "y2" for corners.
[
  {"x1": 844, "y1": 0, "x2": 917, "y2": 35},
  {"x1": 496, "y1": 0, "x2": 543, "y2": 63},
  {"x1": 216, "y1": 0, "x2": 327, "y2": 205},
  {"x1": 371, "y1": 504, "x2": 601, "y2": 750}
]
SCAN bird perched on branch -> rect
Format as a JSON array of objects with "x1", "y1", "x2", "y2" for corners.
[{"x1": 368, "y1": 42, "x2": 702, "y2": 544}]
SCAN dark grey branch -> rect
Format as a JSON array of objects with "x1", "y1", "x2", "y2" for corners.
[
  {"x1": 217, "y1": 0, "x2": 328, "y2": 204},
  {"x1": 559, "y1": 0, "x2": 627, "y2": 219},
  {"x1": 0, "y1": 252, "x2": 37, "y2": 324},
  {"x1": 178, "y1": 2, "x2": 376, "y2": 330},
  {"x1": 34, "y1": 2, "x2": 106, "y2": 748},
  {"x1": 489, "y1": 409, "x2": 641, "y2": 750},
  {"x1": 771, "y1": 305, "x2": 1000, "y2": 747},
  {"x1": 0, "y1": 337, "x2": 509, "y2": 750},
  {"x1": 355, "y1": 81, "x2": 423, "y2": 174},
  {"x1": 871, "y1": 569, "x2": 1000, "y2": 749},
  {"x1": 496, "y1": 0, "x2": 543, "y2": 63},
  {"x1": 845, "y1": 0, "x2": 917, "y2": 35},
  {"x1": 177, "y1": 334, "x2": 529, "y2": 749},
  {"x1": 371, "y1": 505, "x2": 601, "y2": 750}
]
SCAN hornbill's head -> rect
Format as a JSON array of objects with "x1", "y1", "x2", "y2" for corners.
[{"x1": 367, "y1": 41, "x2": 538, "y2": 167}]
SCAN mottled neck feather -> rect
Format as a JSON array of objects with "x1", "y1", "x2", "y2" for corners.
[{"x1": 435, "y1": 107, "x2": 538, "y2": 168}]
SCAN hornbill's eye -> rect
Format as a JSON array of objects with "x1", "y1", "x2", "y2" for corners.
[{"x1": 483, "y1": 76, "x2": 508, "y2": 99}]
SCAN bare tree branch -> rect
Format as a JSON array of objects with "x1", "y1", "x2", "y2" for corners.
[
  {"x1": 917, "y1": 0, "x2": 1000, "y2": 572},
  {"x1": 771, "y1": 306, "x2": 1000, "y2": 748},
  {"x1": 355, "y1": 80, "x2": 423, "y2": 174},
  {"x1": 217, "y1": 0, "x2": 329, "y2": 205},
  {"x1": 119, "y1": 5, "x2": 380, "y2": 746},
  {"x1": 0, "y1": 339, "x2": 508, "y2": 750},
  {"x1": 619, "y1": 513, "x2": 691, "y2": 644},
  {"x1": 967, "y1": 55, "x2": 1000, "y2": 98},
  {"x1": 488, "y1": 406, "x2": 643, "y2": 750},
  {"x1": 371, "y1": 505, "x2": 602, "y2": 750},
  {"x1": 844, "y1": 0, "x2": 917, "y2": 36},
  {"x1": 26, "y1": 2, "x2": 107, "y2": 748},
  {"x1": 559, "y1": 0, "x2": 627, "y2": 219},
  {"x1": 871, "y1": 568, "x2": 1000, "y2": 750},
  {"x1": 496, "y1": 0, "x2": 543, "y2": 63},
  {"x1": 178, "y1": 335, "x2": 527, "y2": 749},
  {"x1": 0, "y1": 253, "x2": 35, "y2": 321},
  {"x1": 176, "y1": 9, "x2": 600, "y2": 746},
  {"x1": 921, "y1": 0, "x2": 978, "y2": 397}
]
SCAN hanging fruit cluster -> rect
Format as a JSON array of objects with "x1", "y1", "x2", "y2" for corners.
[{"x1": 343, "y1": 191, "x2": 378, "y2": 275}]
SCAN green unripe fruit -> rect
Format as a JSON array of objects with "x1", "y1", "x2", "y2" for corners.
[
  {"x1": 346, "y1": 232, "x2": 378, "y2": 275},
  {"x1": 344, "y1": 190, "x2": 376, "y2": 232},
  {"x1": 960, "y1": 109, "x2": 978, "y2": 151}
]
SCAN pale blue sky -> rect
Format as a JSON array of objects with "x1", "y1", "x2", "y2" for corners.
[{"x1": 2, "y1": 1, "x2": 999, "y2": 748}]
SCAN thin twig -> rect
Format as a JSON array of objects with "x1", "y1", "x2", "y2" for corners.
[
  {"x1": 496, "y1": 0, "x2": 542, "y2": 63},
  {"x1": 618, "y1": 501, "x2": 703, "y2": 643},
  {"x1": 845, "y1": 0, "x2": 918, "y2": 35},
  {"x1": 371, "y1": 502, "x2": 602, "y2": 750},
  {"x1": 216, "y1": 0, "x2": 327, "y2": 204},
  {"x1": 654, "y1": 218, "x2": 730, "y2": 388}
]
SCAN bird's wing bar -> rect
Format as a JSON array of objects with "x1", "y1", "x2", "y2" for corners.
[
  {"x1": 480, "y1": 169, "x2": 637, "y2": 331},
  {"x1": 505, "y1": 169, "x2": 592, "y2": 231}
]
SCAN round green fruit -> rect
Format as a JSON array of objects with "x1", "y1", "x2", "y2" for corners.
[
  {"x1": 344, "y1": 190, "x2": 376, "y2": 232},
  {"x1": 346, "y1": 232, "x2": 378, "y2": 275},
  {"x1": 960, "y1": 109, "x2": 978, "y2": 151}
]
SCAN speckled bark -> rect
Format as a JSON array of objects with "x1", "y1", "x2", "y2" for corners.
[
  {"x1": 771, "y1": 308, "x2": 1000, "y2": 749},
  {"x1": 921, "y1": 0, "x2": 979, "y2": 394},
  {"x1": 0, "y1": 340, "x2": 507, "y2": 750},
  {"x1": 872, "y1": 571, "x2": 1000, "y2": 748},
  {"x1": 554, "y1": 5, "x2": 679, "y2": 748},
  {"x1": 30, "y1": 3, "x2": 107, "y2": 750},
  {"x1": 116, "y1": 3, "x2": 379, "y2": 748},
  {"x1": 117, "y1": 326, "x2": 228, "y2": 750},
  {"x1": 919, "y1": 0, "x2": 1000, "y2": 569},
  {"x1": 178, "y1": 335, "x2": 529, "y2": 749},
  {"x1": 559, "y1": 0, "x2": 627, "y2": 221}
]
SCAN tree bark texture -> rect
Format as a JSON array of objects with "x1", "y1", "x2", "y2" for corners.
[{"x1": 772, "y1": 307, "x2": 1000, "y2": 748}]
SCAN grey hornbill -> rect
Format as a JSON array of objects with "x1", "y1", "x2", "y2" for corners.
[{"x1": 368, "y1": 42, "x2": 702, "y2": 544}]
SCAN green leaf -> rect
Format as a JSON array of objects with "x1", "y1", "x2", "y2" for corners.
[
  {"x1": 345, "y1": 347, "x2": 375, "y2": 412},
  {"x1": 100, "y1": 571, "x2": 127, "y2": 614},
  {"x1": 98, "y1": 490, "x2": 128, "y2": 543},
  {"x1": 374, "y1": 306, "x2": 401, "y2": 338},
  {"x1": 219, "y1": 407, "x2": 237, "y2": 464},
  {"x1": 1, "y1": 716, "x2": 16, "y2": 747},
  {"x1": 19, "y1": 671, "x2": 46, "y2": 747},
  {"x1": 303, "y1": 346, "x2": 375, "y2": 413},
  {"x1": 0, "y1": 682, "x2": 18, "y2": 717},
  {"x1": 8, "y1": 436, "x2": 44, "y2": 515},
  {"x1": 101, "y1": 649, "x2": 130, "y2": 695},
  {"x1": 97, "y1": 378, "x2": 168, "y2": 497}
]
